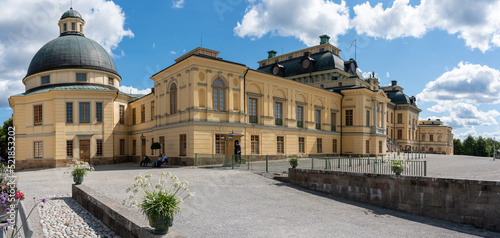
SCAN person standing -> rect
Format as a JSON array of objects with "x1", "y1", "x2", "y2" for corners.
[{"x1": 234, "y1": 140, "x2": 241, "y2": 163}]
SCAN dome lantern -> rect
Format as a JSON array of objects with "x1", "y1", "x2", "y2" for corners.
[{"x1": 58, "y1": 7, "x2": 85, "y2": 36}]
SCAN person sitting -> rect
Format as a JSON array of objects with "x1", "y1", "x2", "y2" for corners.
[
  {"x1": 161, "y1": 154, "x2": 169, "y2": 166},
  {"x1": 153, "y1": 154, "x2": 163, "y2": 167},
  {"x1": 140, "y1": 156, "x2": 150, "y2": 167}
]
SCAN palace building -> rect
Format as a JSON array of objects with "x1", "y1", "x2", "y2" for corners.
[{"x1": 9, "y1": 9, "x2": 453, "y2": 170}]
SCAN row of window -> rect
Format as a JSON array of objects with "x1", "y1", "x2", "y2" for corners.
[
  {"x1": 130, "y1": 135, "x2": 187, "y2": 156},
  {"x1": 131, "y1": 101, "x2": 156, "y2": 125},
  {"x1": 39, "y1": 74, "x2": 114, "y2": 86},
  {"x1": 220, "y1": 136, "x2": 341, "y2": 155},
  {"x1": 62, "y1": 22, "x2": 82, "y2": 32},
  {"x1": 34, "y1": 102, "x2": 104, "y2": 125}
]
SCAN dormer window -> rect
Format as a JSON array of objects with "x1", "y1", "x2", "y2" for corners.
[{"x1": 108, "y1": 77, "x2": 114, "y2": 86}]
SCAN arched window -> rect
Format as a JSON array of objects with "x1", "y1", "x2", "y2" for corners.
[
  {"x1": 213, "y1": 79, "x2": 225, "y2": 111},
  {"x1": 170, "y1": 83, "x2": 177, "y2": 114}
]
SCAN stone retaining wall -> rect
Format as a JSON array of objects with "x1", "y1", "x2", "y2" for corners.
[
  {"x1": 289, "y1": 169, "x2": 500, "y2": 232},
  {"x1": 72, "y1": 184, "x2": 181, "y2": 238}
]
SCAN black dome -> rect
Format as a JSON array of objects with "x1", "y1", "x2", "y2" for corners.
[
  {"x1": 61, "y1": 8, "x2": 83, "y2": 20},
  {"x1": 26, "y1": 34, "x2": 118, "y2": 78}
]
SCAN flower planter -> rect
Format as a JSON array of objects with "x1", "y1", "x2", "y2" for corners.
[
  {"x1": 73, "y1": 175, "x2": 84, "y2": 185},
  {"x1": 148, "y1": 213, "x2": 174, "y2": 235},
  {"x1": 393, "y1": 168, "x2": 403, "y2": 175}
]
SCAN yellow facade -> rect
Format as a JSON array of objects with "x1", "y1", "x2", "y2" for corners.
[
  {"x1": 9, "y1": 11, "x2": 454, "y2": 170},
  {"x1": 417, "y1": 119, "x2": 454, "y2": 154}
]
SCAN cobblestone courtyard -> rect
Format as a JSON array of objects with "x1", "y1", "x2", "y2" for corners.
[{"x1": 16, "y1": 154, "x2": 500, "y2": 237}]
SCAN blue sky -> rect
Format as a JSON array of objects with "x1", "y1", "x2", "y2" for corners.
[{"x1": 1, "y1": 0, "x2": 500, "y2": 140}]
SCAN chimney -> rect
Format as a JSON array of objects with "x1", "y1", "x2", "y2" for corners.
[
  {"x1": 391, "y1": 80, "x2": 397, "y2": 86},
  {"x1": 319, "y1": 35, "x2": 330, "y2": 44},
  {"x1": 267, "y1": 50, "x2": 277, "y2": 59},
  {"x1": 436, "y1": 119, "x2": 440, "y2": 121}
]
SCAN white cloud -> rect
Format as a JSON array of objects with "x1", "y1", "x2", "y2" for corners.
[
  {"x1": 436, "y1": 102, "x2": 500, "y2": 129},
  {"x1": 119, "y1": 85, "x2": 151, "y2": 95},
  {"x1": 386, "y1": 72, "x2": 390, "y2": 78},
  {"x1": 417, "y1": 62, "x2": 500, "y2": 104},
  {"x1": 172, "y1": 0, "x2": 185, "y2": 9},
  {"x1": 351, "y1": 0, "x2": 500, "y2": 52},
  {"x1": 0, "y1": 0, "x2": 133, "y2": 108},
  {"x1": 234, "y1": 0, "x2": 350, "y2": 46},
  {"x1": 170, "y1": 51, "x2": 177, "y2": 55}
]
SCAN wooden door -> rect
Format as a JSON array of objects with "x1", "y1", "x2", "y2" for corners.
[
  {"x1": 79, "y1": 140, "x2": 90, "y2": 163},
  {"x1": 141, "y1": 139, "x2": 146, "y2": 158}
]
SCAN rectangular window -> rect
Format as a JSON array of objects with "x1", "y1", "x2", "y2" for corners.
[
  {"x1": 346, "y1": 109, "x2": 353, "y2": 126},
  {"x1": 79, "y1": 102, "x2": 90, "y2": 123},
  {"x1": 159, "y1": 136, "x2": 165, "y2": 154},
  {"x1": 317, "y1": 138, "x2": 322, "y2": 153},
  {"x1": 379, "y1": 141, "x2": 382, "y2": 153},
  {"x1": 108, "y1": 77, "x2": 113, "y2": 86},
  {"x1": 119, "y1": 105, "x2": 125, "y2": 124},
  {"x1": 297, "y1": 106, "x2": 304, "y2": 128},
  {"x1": 34, "y1": 141, "x2": 43, "y2": 158},
  {"x1": 333, "y1": 139, "x2": 337, "y2": 153},
  {"x1": 66, "y1": 140, "x2": 73, "y2": 157},
  {"x1": 391, "y1": 112, "x2": 393, "y2": 123},
  {"x1": 180, "y1": 134, "x2": 186, "y2": 156},
  {"x1": 386, "y1": 112, "x2": 388, "y2": 123},
  {"x1": 331, "y1": 112, "x2": 337, "y2": 131},
  {"x1": 366, "y1": 140, "x2": 370, "y2": 154},
  {"x1": 96, "y1": 102, "x2": 102, "y2": 123},
  {"x1": 41, "y1": 75, "x2": 50, "y2": 84},
  {"x1": 141, "y1": 104, "x2": 145, "y2": 123},
  {"x1": 63, "y1": 23, "x2": 67, "y2": 31},
  {"x1": 277, "y1": 136, "x2": 284, "y2": 153},
  {"x1": 397, "y1": 113, "x2": 403, "y2": 124},
  {"x1": 132, "y1": 140, "x2": 137, "y2": 155},
  {"x1": 132, "y1": 108, "x2": 136, "y2": 125},
  {"x1": 96, "y1": 139, "x2": 103, "y2": 156},
  {"x1": 34, "y1": 105, "x2": 43, "y2": 126},
  {"x1": 71, "y1": 22, "x2": 75, "y2": 30},
  {"x1": 315, "y1": 109, "x2": 321, "y2": 130},
  {"x1": 251, "y1": 135, "x2": 259, "y2": 154},
  {"x1": 215, "y1": 134, "x2": 225, "y2": 155},
  {"x1": 430, "y1": 135, "x2": 434, "y2": 142},
  {"x1": 249, "y1": 98, "x2": 258, "y2": 123},
  {"x1": 151, "y1": 101, "x2": 155, "y2": 121},
  {"x1": 274, "y1": 102, "x2": 282, "y2": 126},
  {"x1": 397, "y1": 129, "x2": 403, "y2": 140},
  {"x1": 422, "y1": 135, "x2": 425, "y2": 141},
  {"x1": 76, "y1": 73, "x2": 87, "y2": 82},
  {"x1": 299, "y1": 137, "x2": 305, "y2": 153},
  {"x1": 119, "y1": 139, "x2": 125, "y2": 155},
  {"x1": 366, "y1": 110, "x2": 370, "y2": 127},
  {"x1": 66, "y1": 102, "x2": 73, "y2": 123}
]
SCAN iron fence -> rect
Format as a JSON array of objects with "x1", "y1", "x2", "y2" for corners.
[{"x1": 194, "y1": 153, "x2": 427, "y2": 176}]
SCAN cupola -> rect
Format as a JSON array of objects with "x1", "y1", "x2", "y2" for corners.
[{"x1": 58, "y1": 7, "x2": 85, "y2": 36}]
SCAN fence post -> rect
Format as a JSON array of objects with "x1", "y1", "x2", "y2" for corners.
[
  {"x1": 325, "y1": 158, "x2": 328, "y2": 170},
  {"x1": 311, "y1": 158, "x2": 314, "y2": 169},
  {"x1": 373, "y1": 158, "x2": 376, "y2": 173},
  {"x1": 194, "y1": 153, "x2": 198, "y2": 167},
  {"x1": 424, "y1": 161, "x2": 427, "y2": 176},
  {"x1": 266, "y1": 155, "x2": 269, "y2": 173},
  {"x1": 232, "y1": 155, "x2": 234, "y2": 169},
  {"x1": 337, "y1": 157, "x2": 340, "y2": 168}
]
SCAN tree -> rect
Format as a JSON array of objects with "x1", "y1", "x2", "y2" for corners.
[
  {"x1": 462, "y1": 135, "x2": 476, "y2": 156},
  {"x1": 0, "y1": 117, "x2": 13, "y2": 164},
  {"x1": 151, "y1": 142, "x2": 161, "y2": 156},
  {"x1": 453, "y1": 139, "x2": 463, "y2": 155},
  {"x1": 474, "y1": 137, "x2": 487, "y2": 157}
]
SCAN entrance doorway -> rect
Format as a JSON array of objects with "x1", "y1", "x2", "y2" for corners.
[{"x1": 79, "y1": 139, "x2": 90, "y2": 163}]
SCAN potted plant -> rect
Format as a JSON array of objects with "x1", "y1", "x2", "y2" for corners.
[
  {"x1": 391, "y1": 160, "x2": 404, "y2": 175},
  {"x1": 288, "y1": 157, "x2": 299, "y2": 169},
  {"x1": 65, "y1": 159, "x2": 94, "y2": 185},
  {"x1": 123, "y1": 172, "x2": 194, "y2": 235}
]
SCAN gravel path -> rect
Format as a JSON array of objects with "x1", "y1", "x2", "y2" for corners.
[{"x1": 15, "y1": 154, "x2": 500, "y2": 237}]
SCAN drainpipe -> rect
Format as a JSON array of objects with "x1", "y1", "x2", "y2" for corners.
[
  {"x1": 112, "y1": 91, "x2": 119, "y2": 164},
  {"x1": 340, "y1": 94, "x2": 344, "y2": 155},
  {"x1": 243, "y1": 68, "x2": 249, "y2": 157}
]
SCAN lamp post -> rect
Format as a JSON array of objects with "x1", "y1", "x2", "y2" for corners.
[{"x1": 140, "y1": 133, "x2": 145, "y2": 161}]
